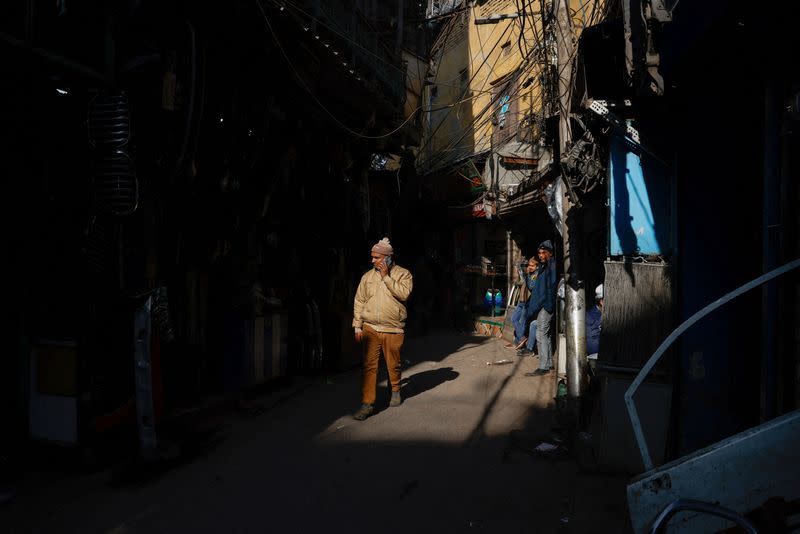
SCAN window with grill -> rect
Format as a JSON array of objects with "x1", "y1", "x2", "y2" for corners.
[{"x1": 492, "y1": 79, "x2": 519, "y2": 146}]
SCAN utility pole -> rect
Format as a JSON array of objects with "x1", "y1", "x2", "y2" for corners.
[{"x1": 554, "y1": 0, "x2": 587, "y2": 423}]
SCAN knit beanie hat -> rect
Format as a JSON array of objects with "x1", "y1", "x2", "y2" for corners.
[
  {"x1": 538, "y1": 239, "x2": 554, "y2": 252},
  {"x1": 372, "y1": 237, "x2": 394, "y2": 256}
]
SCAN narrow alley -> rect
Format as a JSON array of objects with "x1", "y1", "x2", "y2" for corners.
[
  {"x1": 2, "y1": 332, "x2": 627, "y2": 533},
  {"x1": 2, "y1": 1, "x2": 799, "y2": 532}
]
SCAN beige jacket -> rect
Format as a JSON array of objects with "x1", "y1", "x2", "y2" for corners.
[{"x1": 352, "y1": 265, "x2": 413, "y2": 333}]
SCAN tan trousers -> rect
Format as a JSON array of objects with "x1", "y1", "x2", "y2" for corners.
[{"x1": 361, "y1": 325, "x2": 404, "y2": 405}]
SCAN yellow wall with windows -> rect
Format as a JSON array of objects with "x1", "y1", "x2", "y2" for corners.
[{"x1": 417, "y1": 0, "x2": 606, "y2": 175}]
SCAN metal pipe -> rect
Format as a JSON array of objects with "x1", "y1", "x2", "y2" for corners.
[
  {"x1": 565, "y1": 284, "x2": 586, "y2": 399},
  {"x1": 648, "y1": 499, "x2": 758, "y2": 534},
  {"x1": 506, "y1": 230, "x2": 513, "y2": 303},
  {"x1": 622, "y1": 0, "x2": 634, "y2": 81}
]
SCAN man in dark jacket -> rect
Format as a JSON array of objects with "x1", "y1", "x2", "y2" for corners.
[{"x1": 526, "y1": 240, "x2": 557, "y2": 376}]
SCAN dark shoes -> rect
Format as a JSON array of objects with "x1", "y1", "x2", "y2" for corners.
[
  {"x1": 355, "y1": 392, "x2": 402, "y2": 420},
  {"x1": 516, "y1": 348, "x2": 533, "y2": 357},
  {"x1": 524, "y1": 368, "x2": 552, "y2": 377},
  {"x1": 389, "y1": 391, "x2": 402, "y2": 407},
  {"x1": 353, "y1": 403, "x2": 375, "y2": 420}
]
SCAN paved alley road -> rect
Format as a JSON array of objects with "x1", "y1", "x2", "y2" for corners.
[{"x1": 2, "y1": 332, "x2": 628, "y2": 534}]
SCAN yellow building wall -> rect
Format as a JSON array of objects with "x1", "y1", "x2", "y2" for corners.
[
  {"x1": 420, "y1": 10, "x2": 471, "y2": 171},
  {"x1": 418, "y1": 0, "x2": 607, "y2": 175},
  {"x1": 403, "y1": 50, "x2": 428, "y2": 123}
]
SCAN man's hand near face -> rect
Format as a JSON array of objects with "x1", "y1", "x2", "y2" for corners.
[{"x1": 377, "y1": 258, "x2": 389, "y2": 278}]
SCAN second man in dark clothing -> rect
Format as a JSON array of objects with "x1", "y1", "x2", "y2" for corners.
[{"x1": 526, "y1": 240, "x2": 557, "y2": 376}]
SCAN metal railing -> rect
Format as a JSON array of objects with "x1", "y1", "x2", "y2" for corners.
[
  {"x1": 625, "y1": 258, "x2": 800, "y2": 472},
  {"x1": 648, "y1": 499, "x2": 758, "y2": 534}
]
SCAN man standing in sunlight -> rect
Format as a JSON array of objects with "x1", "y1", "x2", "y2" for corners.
[{"x1": 352, "y1": 238, "x2": 414, "y2": 421}]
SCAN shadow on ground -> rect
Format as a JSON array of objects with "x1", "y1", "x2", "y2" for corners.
[
  {"x1": 0, "y1": 330, "x2": 631, "y2": 534},
  {"x1": 400, "y1": 366, "x2": 459, "y2": 401}
]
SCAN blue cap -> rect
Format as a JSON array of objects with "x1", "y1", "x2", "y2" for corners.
[{"x1": 538, "y1": 239, "x2": 554, "y2": 252}]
